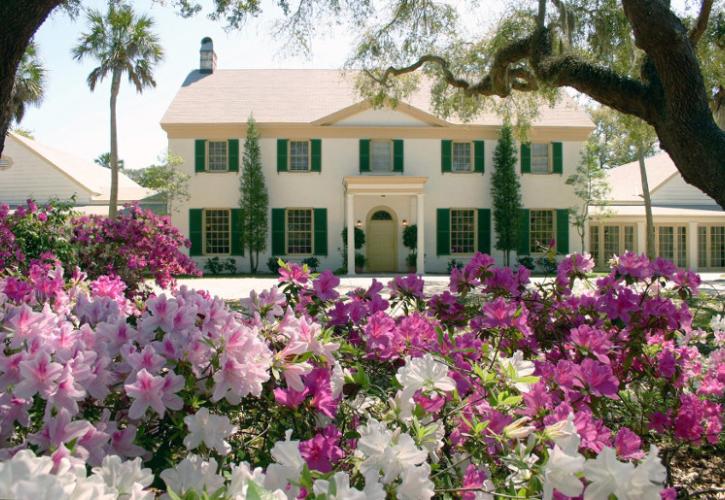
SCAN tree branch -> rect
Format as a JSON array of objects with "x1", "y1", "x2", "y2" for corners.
[{"x1": 689, "y1": 0, "x2": 713, "y2": 45}]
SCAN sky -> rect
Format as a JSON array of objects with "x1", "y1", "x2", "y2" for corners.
[{"x1": 21, "y1": 0, "x2": 359, "y2": 170}]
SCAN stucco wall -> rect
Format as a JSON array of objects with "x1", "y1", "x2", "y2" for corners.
[{"x1": 170, "y1": 131, "x2": 585, "y2": 274}]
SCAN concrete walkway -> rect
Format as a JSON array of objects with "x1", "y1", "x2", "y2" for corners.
[{"x1": 160, "y1": 272, "x2": 725, "y2": 301}]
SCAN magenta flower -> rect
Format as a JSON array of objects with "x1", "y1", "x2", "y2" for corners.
[
  {"x1": 614, "y1": 427, "x2": 644, "y2": 459},
  {"x1": 299, "y1": 425, "x2": 344, "y2": 472},
  {"x1": 124, "y1": 368, "x2": 166, "y2": 419},
  {"x1": 578, "y1": 358, "x2": 619, "y2": 399},
  {"x1": 312, "y1": 270, "x2": 340, "y2": 301}
]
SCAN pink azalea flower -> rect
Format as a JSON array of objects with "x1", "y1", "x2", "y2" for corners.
[
  {"x1": 614, "y1": 427, "x2": 645, "y2": 459},
  {"x1": 14, "y1": 350, "x2": 63, "y2": 399},
  {"x1": 124, "y1": 369, "x2": 166, "y2": 419},
  {"x1": 299, "y1": 425, "x2": 344, "y2": 472}
]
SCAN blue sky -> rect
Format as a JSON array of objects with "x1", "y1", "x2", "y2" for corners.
[{"x1": 21, "y1": 0, "x2": 356, "y2": 169}]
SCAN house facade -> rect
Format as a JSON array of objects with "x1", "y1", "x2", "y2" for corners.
[
  {"x1": 162, "y1": 39, "x2": 594, "y2": 274},
  {"x1": 0, "y1": 132, "x2": 157, "y2": 214},
  {"x1": 590, "y1": 152, "x2": 725, "y2": 271}
]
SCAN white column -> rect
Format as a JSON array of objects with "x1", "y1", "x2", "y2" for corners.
[
  {"x1": 636, "y1": 222, "x2": 646, "y2": 255},
  {"x1": 346, "y1": 194, "x2": 356, "y2": 275},
  {"x1": 688, "y1": 221, "x2": 698, "y2": 270},
  {"x1": 416, "y1": 193, "x2": 425, "y2": 274}
]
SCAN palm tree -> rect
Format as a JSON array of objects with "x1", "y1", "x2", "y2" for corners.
[
  {"x1": 8, "y1": 41, "x2": 45, "y2": 125},
  {"x1": 73, "y1": 3, "x2": 163, "y2": 217}
]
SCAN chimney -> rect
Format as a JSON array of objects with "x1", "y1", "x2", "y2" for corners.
[{"x1": 199, "y1": 37, "x2": 216, "y2": 74}]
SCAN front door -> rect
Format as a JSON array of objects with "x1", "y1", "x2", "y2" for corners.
[{"x1": 367, "y1": 209, "x2": 397, "y2": 272}]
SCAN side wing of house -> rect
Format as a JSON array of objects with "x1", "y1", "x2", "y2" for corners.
[
  {"x1": 0, "y1": 136, "x2": 94, "y2": 206},
  {"x1": 651, "y1": 173, "x2": 720, "y2": 207}
]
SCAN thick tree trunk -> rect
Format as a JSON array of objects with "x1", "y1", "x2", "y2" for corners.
[
  {"x1": 109, "y1": 70, "x2": 121, "y2": 218},
  {"x1": 0, "y1": 1, "x2": 63, "y2": 154},
  {"x1": 637, "y1": 150, "x2": 656, "y2": 259}
]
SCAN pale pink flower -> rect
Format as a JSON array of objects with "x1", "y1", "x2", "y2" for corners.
[
  {"x1": 125, "y1": 369, "x2": 166, "y2": 419},
  {"x1": 14, "y1": 350, "x2": 63, "y2": 399}
]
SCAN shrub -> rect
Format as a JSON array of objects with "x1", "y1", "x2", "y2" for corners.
[
  {"x1": 447, "y1": 258, "x2": 464, "y2": 273},
  {"x1": 267, "y1": 256, "x2": 282, "y2": 274},
  {"x1": 340, "y1": 226, "x2": 365, "y2": 250},
  {"x1": 355, "y1": 251, "x2": 366, "y2": 270},
  {"x1": 301, "y1": 256, "x2": 320, "y2": 272},
  {"x1": 0, "y1": 252, "x2": 721, "y2": 498},
  {"x1": 402, "y1": 224, "x2": 417, "y2": 250},
  {"x1": 517, "y1": 255, "x2": 536, "y2": 270},
  {"x1": 204, "y1": 256, "x2": 237, "y2": 275},
  {"x1": 406, "y1": 251, "x2": 417, "y2": 269}
]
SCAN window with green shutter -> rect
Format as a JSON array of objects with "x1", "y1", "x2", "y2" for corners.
[
  {"x1": 271, "y1": 208, "x2": 286, "y2": 255},
  {"x1": 474, "y1": 141, "x2": 485, "y2": 173},
  {"x1": 311, "y1": 139, "x2": 322, "y2": 172},
  {"x1": 441, "y1": 140, "x2": 452, "y2": 173},
  {"x1": 477, "y1": 208, "x2": 491, "y2": 254},
  {"x1": 552, "y1": 142, "x2": 563, "y2": 174},
  {"x1": 359, "y1": 139, "x2": 370, "y2": 172},
  {"x1": 228, "y1": 139, "x2": 239, "y2": 172},
  {"x1": 194, "y1": 140, "x2": 206, "y2": 173},
  {"x1": 520, "y1": 143, "x2": 531, "y2": 174},
  {"x1": 437, "y1": 208, "x2": 451, "y2": 255},
  {"x1": 517, "y1": 208, "x2": 530, "y2": 255},
  {"x1": 556, "y1": 209, "x2": 569, "y2": 254},
  {"x1": 313, "y1": 208, "x2": 327, "y2": 255},
  {"x1": 231, "y1": 208, "x2": 243, "y2": 256},
  {"x1": 393, "y1": 139, "x2": 404, "y2": 172},
  {"x1": 189, "y1": 209, "x2": 202, "y2": 256},
  {"x1": 277, "y1": 139, "x2": 288, "y2": 172}
]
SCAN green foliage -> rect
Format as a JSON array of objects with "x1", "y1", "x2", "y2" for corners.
[
  {"x1": 402, "y1": 224, "x2": 417, "y2": 250},
  {"x1": 447, "y1": 258, "x2": 463, "y2": 273},
  {"x1": 517, "y1": 256, "x2": 535, "y2": 271},
  {"x1": 203, "y1": 257, "x2": 237, "y2": 275},
  {"x1": 589, "y1": 107, "x2": 657, "y2": 169},
  {"x1": 267, "y1": 256, "x2": 282, "y2": 275},
  {"x1": 340, "y1": 227, "x2": 366, "y2": 250},
  {"x1": 127, "y1": 153, "x2": 190, "y2": 213},
  {"x1": 240, "y1": 116, "x2": 269, "y2": 274},
  {"x1": 406, "y1": 252, "x2": 417, "y2": 269},
  {"x1": 566, "y1": 141, "x2": 610, "y2": 250},
  {"x1": 8, "y1": 41, "x2": 45, "y2": 126},
  {"x1": 94, "y1": 152, "x2": 125, "y2": 170},
  {"x1": 491, "y1": 123, "x2": 522, "y2": 266},
  {"x1": 301, "y1": 256, "x2": 319, "y2": 272},
  {"x1": 354, "y1": 252, "x2": 366, "y2": 270}
]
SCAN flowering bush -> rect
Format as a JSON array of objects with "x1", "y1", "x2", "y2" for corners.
[
  {"x1": 0, "y1": 200, "x2": 199, "y2": 294},
  {"x1": 0, "y1": 252, "x2": 722, "y2": 499}
]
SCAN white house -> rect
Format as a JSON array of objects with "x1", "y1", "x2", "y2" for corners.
[
  {"x1": 590, "y1": 152, "x2": 725, "y2": 271},
  {"x1": 162, "y1": 38, "x2": 594, "y2": 274},
  {"x1": 0, "y1": 132, "x2": 155, "y2": 214}
]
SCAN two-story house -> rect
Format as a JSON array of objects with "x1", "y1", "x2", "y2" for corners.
[{"x1": 161, "y1": 38, "x2": 593, "y2": 274}]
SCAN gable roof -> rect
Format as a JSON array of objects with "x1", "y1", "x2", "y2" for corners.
[
  {"x1": 605, "y1": 152, "x2": 679, "y2": 203},
  {"x1": 161, "y1": 69, "x2": 594, "y2": 129},
  {"x1": 8, "y1": 133, "x2": 154, "y2": 202}
]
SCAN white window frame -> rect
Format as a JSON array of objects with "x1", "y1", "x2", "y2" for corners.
[
  {"x1": 450, "y1": 208, "x2": 477, "y2": 256},
  {"x1": 590, "y1": 223, "x2": 637, "y2": 268},
  {"x1": 202, "y1": 208, "x2": 232, "y2": 256},
  {"x1": 529, "y1": 209, "x2": 556, "y2": 254},
  {"x1": 288, "y1": 140, "x2": 311, "y2": 172},
  {"x1": 697, "y1": 224, "x2": 725, "y2": 270},
  {"x1": 206, "y1": 141, "x2": 229, "y2": 172},
  {"x1": 530, "y1": 143, "x2": 552, "y2": 174},
  {"x1": 655, "y1": 224, "x2": 688, "y2": 267},
  {"x1": 451, "y1": 142, "x2": 473, "y2": 172},
  {"x1": 369, "y1": 139, "x2": 394, "y2": 173},
  {"x1": 285, "y1": 208, "x2": 314, "y2": 256}
]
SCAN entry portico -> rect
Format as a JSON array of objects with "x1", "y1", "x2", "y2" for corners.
[{"x1": 344, "y1": 176, "x2": 428, "y2": 275}]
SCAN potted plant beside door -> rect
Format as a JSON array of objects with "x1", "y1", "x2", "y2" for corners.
[
  {"x1": 339, "y1": 227, "x2": 366, "y2": 273},
  {"x1": 403, "y1": 224, "x2": 417, "y2": 273}
]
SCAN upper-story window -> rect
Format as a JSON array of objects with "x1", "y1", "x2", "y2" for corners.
[
  {"x1": 531, "y1": 143, "x2": 550, "y2": 173},
  {"x1": 289, "y1": 141, "x2": 310, "y2": 171},
  {"x1": 370, "y1": 140, "x2": 392, "y2": 172},
  {"x1": 452, "y1": 142, "x2": 472, "y2": 172},
  {"x1": 208, "y1": 141, "x2": 228, "y2": 171}
]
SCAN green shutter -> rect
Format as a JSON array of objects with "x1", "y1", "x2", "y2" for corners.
[
  {"x1": 477, "y1": 208, "x2": 491, "y2": 255},
  {"x1": 228, "y1": 139, "x2": 239, "y2": 172},
  {"x1": 517, "y1": 208, "x2": 530, "y2": 255},
  {"x1": 359, "y1": 139, "x2": 370, "y2": 172},
  {"x1": 277, "y1": 139, "x2": 288, "y2": 172},
  {"x1": 393, "y1": 139, "x2": 404, "y2": 172},
  {"x1": 520, "y1": 143, "x2": 531, "y2": 174},
  {"x1": 231, "y1": 208, "x2": 243, "y2": 256},
  {"x1": 194, "y1": 140, "x2": 206, "y2": 173},
  {"x1": 311, "y1": 139, "x2": 322, "y2": 172},
  {"x1": 189, "y1": 209, "x2": 203, "y2": 256},
  {"x1": 271, "y1": 208, "x2": 286, "y2": 255},
  {"x1": 313, "y1": 208, "x2": 327, "y2": 256},
  {"x1": 441, "y1": 140, "x2": 452, "y2": 173},
  {"x1": 437, "y1": 208, "x2": 450, "y2": 256},
  {"x1": 474, "y1": 141, "x2": 485, "y2": 173},
  {"x1": 556, "y1": 209, "x2": 569, "y2": 254},
  {"x1": 552, "y1": 142, "x2": 563, "y2": 174}
]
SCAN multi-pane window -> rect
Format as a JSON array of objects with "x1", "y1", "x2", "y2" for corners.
[
  {"x1": 656, "y1": 225, "x2": 687, "y2": 267},
  {"x1": 531, "y1": 143, "x2": 550, "y2": 174},
  {"x1": 452, "y1": 142, "x2": 472, "y2": 172},
  {"x1": 450, "y1": 209, "x2": 476, "y2": 254},
  {"x1": 286, "y1": 209, "x2": 313, "y2": 255},
  {"x1": 589, "y1": 223, "x2": 637, "y2": 268},
  {"x1": 289, "y1": 141, "x2": 310, "y2": 171},
  {"x1": 530, "y1": 210, "x2": 555, "y2": 252},
  {"x1": 698, "y1": 225, "x2": 725, "y2": 269},
  {"x1": 370, "y1": 140, "x2": 392, "y2": 172},
  {"x1": 204, "y1": 209, "x2": 231, "y2": 254},
  {"x1": 207, "y1": 141, "x2": 228, "y2": 171}
]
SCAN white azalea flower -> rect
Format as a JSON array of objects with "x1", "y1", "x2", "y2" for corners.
[
  {"x1": 505, "y1": 443, "x2": 539, "y2": 487},
  {"x1": 542, "y1": 445, "x2": 585, "y2": 500},
  {"x1": 498, "y1": 351, "x2": 536, "y2": 392},
  {"x1": 92, "y1": 455, "x2": 153, "y2": 498},
  {"x1": 357, "y1": 420, "x2": 428, "y2": 484},
  {"x1": 583, "y1": 447, "x2": 634, "y2": 500},
  {"x1": 545, "y1": 413, "x2": 581, "y2": 455},
  {"x1": 264, "y1": 430, "x2": 305, "y2": 499},
  {"x1": 622, "y1": 446, "x2": 666, "y2": 500},
  {"x1": 710, "y1": 314, "x2": 725, "y2": 332},
  {"x1": 313, "y1": 471, "x2": 368, "y2": 500},
  {"x1": 396, "y1": 354, "x2": 456, "y2": 394},
  {"x1": 397, "y1": 463, "x2": 435, "y2": 500},
  {"x1": 160, "y1": 455, "x2": 224, "y2": 497},
  {"x1": 183, "y1": 407, "x2": 238, "y2": 455},
  {"x1": 228, "y1": 462, "x2": 286, "y2": 500}
]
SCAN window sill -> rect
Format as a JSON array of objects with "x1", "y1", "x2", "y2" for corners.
[{"x1": 199, "y1": 170, "x2": 233, "y2": 174}]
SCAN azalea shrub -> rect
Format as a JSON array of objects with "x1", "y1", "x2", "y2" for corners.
[
  {"x1": 0, "y1": 200, "x2": 199, "y2": 293},
  {"x1": 0, "y1": 252, "x2": 723, "y2": 499}
]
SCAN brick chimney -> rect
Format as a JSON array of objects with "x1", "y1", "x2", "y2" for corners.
[{"x1": 199, "y1": 37, "x2": 216, "y2": 74}]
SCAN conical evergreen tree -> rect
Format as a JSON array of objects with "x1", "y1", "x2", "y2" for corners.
[
  {"x1": 239, "y1": 115, "x2": 269, "y2": 273},
  {"x1": 491, "y1": 123, "x2": 522, "y2": 266}
]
